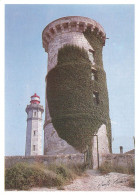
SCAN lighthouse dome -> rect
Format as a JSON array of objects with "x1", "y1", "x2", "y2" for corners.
[{"x1": 30, "y1": 93, "x2": 40, "y2": 104}]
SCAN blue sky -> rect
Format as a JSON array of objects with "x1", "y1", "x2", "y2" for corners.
[{"x1": 5, "y1": 4, "x2": 134, "y2": 155}]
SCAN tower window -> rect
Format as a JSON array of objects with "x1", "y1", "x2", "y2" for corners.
[
  {"x1": 33, "y1": 130, "x2": 36, "y2": 136},
  {"x1": 91, "y1": 72, "x2": 95, "y2": 80},
  {"x1": 34, "y1": 111, "x2": 37, "y2": 117},
  {"x1": 93, "y1": 91, "x2": 99, "y2": 105},
  {"x1": 89, "y1": 49, "x2": 95, "y2": 65},
  {"x1": 91, "y1": 68, "x2": 97, "y2": 81},
  {"x1": 33, "y1": 145, "x2": 35, "y2": 151}
]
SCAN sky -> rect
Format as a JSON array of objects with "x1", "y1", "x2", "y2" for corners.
[{"x1": 5, "y1": 4, "x2": 135, "y2": 155}]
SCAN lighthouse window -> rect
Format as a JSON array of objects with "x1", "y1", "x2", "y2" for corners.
[
  {"x1": 33, "y1": 145, "x2": 35, "y2": 151},
  {"x1": 93, "y1": 91, "x2": 99, "y2": 105},
  {"x1": 33, "y1": 131, "x2": 36, "y2": 136},
  {"x1": 34, "y1": 111, "x2": 37, "y2": 117},
  {"x1": 89, "y1": 49, "x2": 95, "y2": 65}
]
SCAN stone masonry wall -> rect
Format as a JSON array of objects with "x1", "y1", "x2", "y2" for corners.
[
  {"x1": 47, "y1": 31, "x2": 94, "y2": 72},
  {"x1": 31, "y1": 119, "x2": 42, "y2": 156},
  {"x1": 92, "y1": 124, "x2": 110, "y2": 169},
  {"x1": 44, "y1": 122, "x2": 81, "y2": 155},
  {"x1": 101, "y1": 153, "x2": 135, "y2": 170},
  {"x1": 5, "y1": 154, "x2": 84, "y2": 169},
  {"x1": 26, "y1": 118, "x2": 43, "y2": 156},
  {"x1": 25, "y1": 120, "x2": 32, "y2": 156},
  {"x1": 5, "y1": 154, "x2": 134, "y2": 171}
]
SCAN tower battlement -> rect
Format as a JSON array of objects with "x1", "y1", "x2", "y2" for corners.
[{"x1": 42, "y1": 16, "x2": 106, "y2": 52}]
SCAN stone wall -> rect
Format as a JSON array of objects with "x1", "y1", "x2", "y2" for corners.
[
  {"x1": 5, "y1": 153, "x2": 134, "y2": 171},
  {"x1": 101, "y1": 154, "x2": 135, "y2": 169},
  {"x1": 47, "y1": 31, "x2": 94, "y2": 72},
  {"x1": 44, "y1": 123, "x2": 81, "y2": 155},
  {"x1": 5, "y1": 154, "x2": 84, "y2": 169},
  {"x1": 92, "y1": 124, "x2": 110, "y2": 169}
]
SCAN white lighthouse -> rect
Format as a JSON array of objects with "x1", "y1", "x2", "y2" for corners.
[{"x1": 25, "y1": 93, "x2": 44, "y2": 156}]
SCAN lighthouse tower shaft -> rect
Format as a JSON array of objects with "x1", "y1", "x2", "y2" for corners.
[{"x1": 25, "y1": 93, "x2": 44, "y2": 156}]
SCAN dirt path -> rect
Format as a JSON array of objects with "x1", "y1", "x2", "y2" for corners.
[{"x1": 31, "y1": 170, "x2": 134, "y2": 191}]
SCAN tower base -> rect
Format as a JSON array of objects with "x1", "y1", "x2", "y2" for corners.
[
  {"x1": 92, "y1": 124, "x2": 110, "y2": 169},
  {"x1": 44, "y1": 122, "x2": 110, "y2": 169},
  {"x1": 44, "y1": 122, "x2": 81, "y2": 155}
]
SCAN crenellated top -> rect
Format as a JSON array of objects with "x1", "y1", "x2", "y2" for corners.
[{"x1": 42, "y1": 16, "x2": 106, "y2": 52}]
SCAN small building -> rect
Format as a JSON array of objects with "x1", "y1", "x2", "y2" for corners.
[{"x1": 25, "y1": 93, "x2": 44, "y2": 156}]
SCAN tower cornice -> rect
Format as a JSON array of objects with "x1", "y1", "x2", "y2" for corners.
[
  {"x1": 27, "y1": 117, "x2": 43, "y2": 121},
  {"x1": 42, "y1": 16, "x2": 106, "y2": 52},
  {"x1": 26, "y1": 104, "x2": 44, "y2": 113}
]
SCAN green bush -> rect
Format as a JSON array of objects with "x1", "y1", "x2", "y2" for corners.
[
  {"x1": 48, "y1": 163, "x2": 75, "y2": 181},
  {"x1": 128, "y1": 176, "x2": 135, "y2": 188},
  {"x1": 68, "y1": 163, "x2": 87, "y2": 176},
  {"x1": 5, "y1": 163, "x2": 63, "y2": 190},
  {"x1": 5, "y1": 162, "x2": 86, "y2": 190}
]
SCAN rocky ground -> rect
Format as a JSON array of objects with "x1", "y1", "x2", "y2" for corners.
[{"x1": 31, "y1": 169, "x2": 134, "y2": 191}]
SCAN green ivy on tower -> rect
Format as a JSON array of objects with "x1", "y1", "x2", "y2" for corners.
[{"x1": 46, "y1": 29, "x2": 112, "y2": 153}]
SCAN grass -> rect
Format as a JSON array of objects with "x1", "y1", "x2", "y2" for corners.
[
  {"x1": 127, "y1": 176, "x2": 135, "y2": 188},
  {"x1": 5, "y1": 162, "x2": 86, "y2": 190},
  {"x1": 68, "y1": 163, "x2": 87, "y2": 176},
  {"x1": 99, "y1": 161, "x2": 135, "y2": 189},
  {"x1": 99, "y1": 161, "x2": 135, "y2": 175}
]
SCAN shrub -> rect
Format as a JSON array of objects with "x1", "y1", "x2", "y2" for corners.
[
  {"x1": 99, "y1": 161, "x2": 112, "y2": 174},
  {"x1": 5, "y1": 162, "x2": 63, "y2": 190},
  {"x1": 128, "y1": 176, "x2": 135, "y2": 188},
  {"x1": 48, "y1": 163, "x2": 75, "y2": 181},
  {"x1": 5, "y1": 162, "x2": 86, "y2": 190},
  {"x1": 68, "y1": 163, "x2": 87, "y2": 176}
]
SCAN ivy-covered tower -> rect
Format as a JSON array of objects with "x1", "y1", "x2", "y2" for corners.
[{"x1": 42, "y1": 16, "x2": 111, "y2": 167}]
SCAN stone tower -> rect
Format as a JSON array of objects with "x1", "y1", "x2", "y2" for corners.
[
  {"x1": 42, "y1": 16, "x2": 111, "y2": 164},
  {"x1": 25, "y1": 93, "x2": 44, "y2": 156}
]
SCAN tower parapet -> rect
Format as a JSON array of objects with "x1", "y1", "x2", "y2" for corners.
[
  {"x1": 42, "y1": 16, "x2": 106, "y2": 73},
  {"x1": 42, "y1": 16, "x2": 106, "y2": 52}
]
